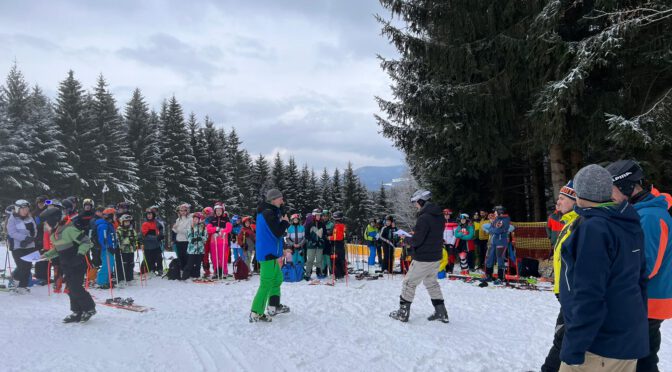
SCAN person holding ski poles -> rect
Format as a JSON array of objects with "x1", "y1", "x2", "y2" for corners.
[
  {"x1": 40, "y1": 206, "x2": 97, "y2": 323},
  {"x1": 141, "y1": 209, "x2": 163, "y2": 276},
  {"x1": 95, "y1": 208, "x2": 118, "y2": 289},
  {"x1": 379, "y1": 215, "x2": 397, "y2": 273},
  {"x1": 390, "y1": 189, "x2": 448, "y2": 323},
  {"x1": 250, "y1": 189, "x2": 290, "y2": 322},
  {"x1": 207, "y1": 205, "x2": 232, "y2": 279},
  {"x1": 183, "y1": 212, "x2": 207, "y2": 280},
  {"x1": 115, "y1": 214, "x2": 137, "y2": 283},
  {"x1": 7, "y1": 199, "x2": 38, "y2": 294},
  {"x1": 364, "y1": 218, "x2": 378, "y2": 272}
]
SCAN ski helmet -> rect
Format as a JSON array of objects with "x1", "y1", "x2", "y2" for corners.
[
  {"x1": 40, "y1": 207, "x2": 63, "y2": 228},
  {"x1": 119, "y1": 214, "x2": 133, "y2": 223},
  {"x1": 410, "y1": 189, "x2": 431, "y2": 203},
  {"x1": 332, "y1": 211, "x2": 344, "y2": 220},
  {"x1": 290, "y1": 213, "x2": 300, "y2": 220},
  {"x1": 493, "y1": 205, "x2": 506, "y2": 214},
  {"x1": 459, "y1": 213, "x2": 469, "y2": 220},
  {"x1": 232, "y1": 215, "x2": 240, "y2": 224},
  {"x1": 203, "y1": 206, "x2": 214, "y2": 216},
  {"x1": 83, "y1": 198, "x2": 94, "y2": 207},
  {"x1": 606, "y1": 160, "x2": 644, "y2": 197},
  {"x1": 322, "y1": 209, "x2": 330, "y2": 216},
  {"x1": 242, "y1": 216, "x2": 252, "y2": 224},
  {"x1": 61, "y1": 199, "x2": 75, "y2": 215},
  {"x1": 145, "y1": 208, "x2": 156, "y2": 219},
  {"x1": 192, "y1": 212, "x2": 204, "y2": 220},
  {"x1": 443, "y1": 208, "x2": 453, "y2": 215},
  {"x1": 312, "y1": 208, "x2": 321, "y2": 216},
  {"x1": 102, "y1": 208, "x2": 116, "y2": 218},
  {"x1": 14, "y1": 199, "x2": 30, "y2": 214}
]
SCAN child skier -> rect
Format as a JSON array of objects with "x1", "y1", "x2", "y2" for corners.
[
  {"x1": 40, "y1": 207, "x2": 97, "y2": 323},
  {"x1": 141, "y1": 209, "x2": 163, "y2": 276},
  {"x1": 96, "y1": 208, "x2": 118, "y2": 289},
  {"x1": 484, "y1": 206, "x2": 510, "y2": 283},
  {"x1": 207, "y1": 205, "x2": 232, "y2": 279},
  {"x1": 115, "y1": 214, "x2": 137, "y2": 283},
  {"x1": 379, "y1": 215, "x2": 398, "y2": 273},
  {"x1": 183, "y1": 212, "x2": 207, "y2": 280},
  {"x1": 231, "y1": 215, "x2": 244, "y2": 261},
  {"x1": 286, "y1": 214, "x2": 306, "y2": 265},
  {"x1": 238, "y1": 216, "x2": 256, "y2": 272},
  {"x1": 331, "y1": 211, "x2": 347, "y2": 279},
  {"x1": 454, "y1": 213, "x2": 475, "y2": 275}
]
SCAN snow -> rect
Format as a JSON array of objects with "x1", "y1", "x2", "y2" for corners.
[{"x1": 1, "y1": 251, "x2": 671, "y2": 372}]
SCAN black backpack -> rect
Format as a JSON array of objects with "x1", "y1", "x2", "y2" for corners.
[
  {"x1": 519, "y1": 257, "x2": 540, "y2": 277},
  {"x1": 166, "y1": 258, "x2": 181, "y2": 280}
]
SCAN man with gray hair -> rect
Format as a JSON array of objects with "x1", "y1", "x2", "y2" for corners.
[
  {"x1": 389, "y1": 189, "x2": 448, "y2": 323},
  {"x1": 559, "y1": 164, "x2": 649, "y2": 371}
]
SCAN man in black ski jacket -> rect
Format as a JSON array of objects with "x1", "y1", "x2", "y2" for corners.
[{"x1": 390, "y1": 189, "x2": 448, "y2": 323}]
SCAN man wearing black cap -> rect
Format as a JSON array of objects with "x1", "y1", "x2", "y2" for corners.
[
  {"x1": 559, "y1": 164, "x2": 648, "y2": 371},
  {"x1": 607, "y1": 160, "x2": 672, "y2": 372}
]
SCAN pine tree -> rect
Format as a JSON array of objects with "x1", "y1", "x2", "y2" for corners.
[
  {"x1": 271, "y1": 152, "x2": 286, "y2": 192},
  {"x1": 296, "y1": 164, "x2": 310, "y2": 215},
  {"x1": 251, "y1": 154, "x2": 271, "y2": 206},
  {"x1": 28, "y1": 86, "x2": 75, "y2": 195},
  {"x1": 160, "y1": 95, "x2": 200, "y2": 214},
  {"x1": 225, "y1": 129, "x2": 246, "y2": 212},
  {"x1": 284, "y1": 156, "x2": 300, "y2": 213},
  {"x1": 187, "y1": 112, "x2": 208, "y2": 206},
  {"x1": 201, "y1": 116, "x2": 225, "y2": 206},
  {"x1": 126, "y1": 89, "x2": 163, "y2": 209},
  {"x1": 307, "y1": 169, "x2": 320, "y2": 213},
  {"x1": 0, "y1": 64, "x2": 35, "y2": 200},
  {"x1": 331, "y1": 168, "x2": 342, "y2": 212},
  {"x1": 54, "y1": 70, "x2": 94, "y2": 195},
  {"x1": 341, "y1": 163, "x2": 364, "y2": 235},
  {"x1": 88, "y1": 75, "x2": 138, "y2": 202},
  {"x1": 239, "y1": 150, "x2": 255, "y2": 216},
  {"x1": 318, "y1": 168, "x2": 331, "y2": 210},
  {"x1": 375, "y1": 183, "x2": 390, "y2": 218}
]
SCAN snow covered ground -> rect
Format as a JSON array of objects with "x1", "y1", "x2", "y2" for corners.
[{"x1": 1, "y1": 251, "x2": 671, "y2": 372}]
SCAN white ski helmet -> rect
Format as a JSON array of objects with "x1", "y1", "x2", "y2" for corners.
[
  {"x1": 410, "y1": 189, "x2": 431, "y2": 203},
  {"x1": 14, "y1": 199, "x2": 30, "y2": 213}
]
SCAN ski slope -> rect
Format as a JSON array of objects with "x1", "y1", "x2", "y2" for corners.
[{"x1": 1, "y1": 251, "x2": 671, "y2": 372}]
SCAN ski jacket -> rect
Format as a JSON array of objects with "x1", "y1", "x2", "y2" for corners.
[
  {"x1": 477, "y1": 220, "x2": 489, "y2": 240},
  {"x1": 172, "y1": 215, "x2": 192, "y2": 242},
  {"x1": 364, "y1": 224, "x2": 378, "y2": 243},
  {"x1": 633, "y1": 189, "x2": 672, "y2": 319},
  {"x1": 31, "y1": 206, "x2": 47, "y2": 249},
  {"x1": 286, "y1": 224, "x2": 306, "y2": 249},
  {"x1": 255, "y1": 202, "x2": 289, "y2": 261},
  {"x1": 7, "y1": 214, "x2": 37, "y2": 250},
  {"x1": 559, "y1": 202, "x2": 648, "y2": 365},
  {"x1": 454, "y1": 224, "x2": 476, "y2": 251},
  {"x1": 96, "y1": 218, "x2": 118, "y2": 253},
  {"x1": 379, "y1": 225, "x2": 397, "y2": 250},
  {"x1": 116, "y1": 226, "x2": 137, "y2": 254},
  {"x1": 89, "y1": 216, "x2": 102, "y2": 248},
  {"x1": 443, "y1": 221, "x2": 458, "y2": 246},
  {"x1": 187, "y1": 224, "x2": 207, "y2": 254},
  {"x1": 325, "y1": 220, "x2": 335, "y2": 240},
  {"x1": 553, "y1": 210, "x2": 579, "y2": 294},
  {"x1": 77, "y1": 210, "x2": 95, "y2": 234},
  {"x1": 410, "y1": 202, "x2": 444, "y2": 262},
  {"x1": 331, "y1": 222, "x2": 346, "y2": 241},
  {"x1": 547, "y1": 210, "x2": 564, "y2": 247},
  {"x1": 306, "y1": 220, "x2": 326, "y2": 250},
  {"x1": 238, "y1": 226, "x2": 256, "y2": 250},
  {"x1": 142, "y1": 220, "x2": 162, "y2": 250},
  {"x1": 488, "y1": 215, "x2": 510, "y2": 248},
  {"x1": 43, "y1": 221, "x2": 92, "y2": 261}
]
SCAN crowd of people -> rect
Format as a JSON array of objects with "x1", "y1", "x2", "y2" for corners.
[{"x1": 2, "y1": 159, "x2": 671, "y2": 371}]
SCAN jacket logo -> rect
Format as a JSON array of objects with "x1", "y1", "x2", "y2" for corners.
[{"x1": 613, "y1": 172, "x2": 632, "y2": 181}]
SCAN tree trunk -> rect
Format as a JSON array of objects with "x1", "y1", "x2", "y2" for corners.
[
  {"x1": 530, "y1": 154, "x2": 546, "y2": 221},
  {"x1": 570, "y1": 149, "x2": 583, "y2": 176},
  {"x1": 549, "y1": 144, "x2": 566, "y2": 201}
]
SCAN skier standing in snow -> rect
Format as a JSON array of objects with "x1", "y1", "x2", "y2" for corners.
[
  {"x1": 379, "y1": 215, "x2": 397, "y2": 273},
  {"x1": 231, "y1": 215, "x2": 244, "y2": 262},
  {"x1": 7, "y1": 200, "x2": 38, "y2": 294},
  {"x1": 541, "y1": 180, "x2": 578, "y2": 372},
  {"x1": 331, "y1": 211, "x2": 347, "y2": 279},
  {"x1": 250, "y1": 189, "x2": 290, "y2": 322},
  {"x1": 95, "y1": 208, "x2": 118, "y2": 288},
  {"x1": 364, "y1": 218, "x2": 379, "y2": 271},
  {"x1": 207, "y1": 205, "x2": 233, "y2": 279},
  {"x1": 304, "y1": 209, "x2": 326, "y2": 280},
  {"x1": 484, "y1": 206, "x2": 510, "y2": 283},
  {"x1": 40, "y1": 206, "x2": 97, "y2": 323},
  {"x1": 141, "y1": 209, "x2": 163, "y2": 276},
  {"x1": 454, "y1": 213, "x2": 475, "y2": 274},
  {"x1": 115, "y1": 214, "x2": 137, "y2": 283},
  {"x1": 239, "y1": 216, "x2": 256, "y2": 272},
  {"x1": 183, "y1": 212, "x2": 207, "y2": 280},
  {"x1": 442, "y1": 209, "x2": 457, "y2": 274},
  {"x1": 390, "y1": 190, "x2": 448, "y2": 323},
  {"x1": 172, "y1": 204, "x2": 192, "y2": 272},
  {"x1": 285, "y1": 214, "x2": 306, "y2": 265},
  {"x1": 607, "y1": 160, "x2": 672, "y2": 372},
  {"x1": 559, "y1": 164, "x2": 648, "y2": 371}
]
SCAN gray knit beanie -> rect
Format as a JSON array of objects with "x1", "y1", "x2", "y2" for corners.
[
  {"x1": 265, "y1": 189, "x2": 283, "y2": 202},
  {"x1": 573, "y1": 164, "x2": 613, "y2": 203}
]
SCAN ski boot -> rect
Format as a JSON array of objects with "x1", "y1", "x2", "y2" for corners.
[
  {"x1": 12, "y1": 287, "x2": 30, "y2": 295},
  {"x1": 427, "y1": 301, "x2": 450, "y2": 323},
  {"x1": 389, "y1": 299, "x2": 411, "y2": 322},
  {"x1": 249, "y1": 312, "x2": 272, "y2": 323},
  {"x1": 63, "y1": 312, "x2": 82, "y2": 323},
  {"x1": 79, "y1": 310, "x2": 96, "y2": 323},
  {"x1": 267, "y1": 304, "x2": 290, "y2": 316}
]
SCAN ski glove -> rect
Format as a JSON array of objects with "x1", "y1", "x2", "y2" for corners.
[{"x1": 20, "y1": 237, "x2": 35, "y2": 248}]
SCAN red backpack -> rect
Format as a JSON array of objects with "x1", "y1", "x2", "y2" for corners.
[{"x1": 233, "y1": 256, "x2": 249, "y2": 280}]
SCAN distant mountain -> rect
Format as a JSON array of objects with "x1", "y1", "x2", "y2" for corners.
[{"x1": 355, "y1": 165, "x2": 407, "y2": 190}]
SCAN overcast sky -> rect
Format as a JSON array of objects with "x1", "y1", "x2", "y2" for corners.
[{"x1": 0, "y1": 0, "x2": 404, "y2": 171}]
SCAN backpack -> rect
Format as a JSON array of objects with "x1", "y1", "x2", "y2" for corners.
[
  {"x1": 166, "y1": 258, "x2": 181, "y2": 280},
  {"x1": 282, "y1": 261, "x2": 304, "y2": 283},
  {"x1": 519, "y1": 257, "x2": 540, "y2": 277},
  {"x1": 233, "y1": 256, "x2": 249, "y2": 280}
]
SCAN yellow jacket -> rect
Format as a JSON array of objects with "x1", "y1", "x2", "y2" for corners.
[
  {"x1": 477, "y1": 220, "x2": 489, "y2": 240},
  {"x1": 553, "y1": 210, "x2": 579, "y2": 294}
]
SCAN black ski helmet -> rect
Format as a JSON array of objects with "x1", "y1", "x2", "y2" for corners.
[
  {"x1": 40, "y1": 207, "x2": 63, "y2": 228},
  {"x1": 606, "y1": 160, "x2": 644, "y2": 197},
  {"x1": 332, "y1": 211, "x2": 344, "y2": 220}
]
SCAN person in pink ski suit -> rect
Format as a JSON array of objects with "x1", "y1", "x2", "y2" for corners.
[{"x1": 207, "y1": 205, "x2": 233, "y2": 279}]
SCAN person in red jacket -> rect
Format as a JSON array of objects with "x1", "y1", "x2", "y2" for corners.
[{"x1": 141, "y1": 209, "x2": 163, "y2": 275}]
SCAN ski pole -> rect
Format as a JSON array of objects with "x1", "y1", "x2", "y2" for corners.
[
  {"x1": 84, "y1": 254, "x2": 92, "y2": 291},
  {"x1": 113, "y1": 251, "x2": 121, "y2": 289},
  {"x1": 344, "y1": 243, "x2": 348, "y2": 288},
  {"x1": 105, "y1": 250, "x2": 114, "y2": 298},
  {"x1": 119, "y1": 250, "x2": 128, "y2": 286},
  {"x1": 47, "y1": 260, "x2": 51, "y2": 296}
]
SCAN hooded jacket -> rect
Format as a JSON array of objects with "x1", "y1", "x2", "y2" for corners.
[
  {"x1": 489, "y1": 214, "x2": 511, "y2": 248},
  {"x1": 559, "y1": 202, "x2": 648, "y2": 365},
  {"x1": 553, "y1": 210, "x2": 579, "y2": 294},
  {"x1": 410, "y1": 202, "x2": 444, "y2": 262},
  {"x1": 633, "y1": 189, "x2": 672, "y2": 319},
  {"x1": 96, "y1": 218, "x2": 118, "y2": 253},
  {"x1": 255, "y1": 202, "x2": 289, "y2": 261},
  {"x1": 7, "y1": 213, "x2": 37, "y2": 250}
]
